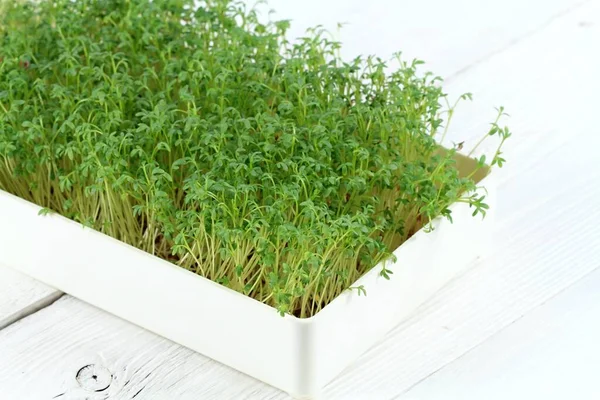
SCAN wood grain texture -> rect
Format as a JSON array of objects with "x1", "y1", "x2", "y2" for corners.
[
  {"x1": 0, "y1": 266, "x2": 62, "y2": 330},
  {"x1": 0, "y1": 295, "x2": 288, "y2": 400},
  {"x1": 1, "y1": 1, "x2": 600, "y2": 399},
  {"x1": 401, "y1": 267, "x2": 600, "y2": 400}
]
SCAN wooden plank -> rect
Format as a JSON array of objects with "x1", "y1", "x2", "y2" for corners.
[
  {"x1": 401, "y1": 267, "x2": 600, "y2": 400},
  {"x1": 0, "y1": 266, "x2": 62, "y2": 330},
  {"x1": 0, "y1": 295, "x2": 287, "y2": 400}
]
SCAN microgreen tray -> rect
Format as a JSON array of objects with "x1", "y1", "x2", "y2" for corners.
[{"x1": 0, "y1": 152, "x2": 493, "y2": 399}]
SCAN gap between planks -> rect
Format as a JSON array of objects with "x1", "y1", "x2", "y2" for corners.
[{"x1": 0, "y1": 266, "x2": 62, "y2": 330}]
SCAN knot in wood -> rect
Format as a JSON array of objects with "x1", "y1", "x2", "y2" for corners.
[{"x1": 76, "y1": 364, "x2": 112, "y2": 392}]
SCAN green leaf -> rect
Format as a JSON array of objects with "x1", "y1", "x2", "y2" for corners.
[
  {"x1": 38, "y1": 207, "x2": 54, "y2": 216},
  {"x1": 380, "y1": 268, "x2": 394, "y2": 280}
]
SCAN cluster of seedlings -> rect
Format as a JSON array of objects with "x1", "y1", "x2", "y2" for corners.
[{"x1": 0, "y1": 0, "x2": 509, "y2": 317}]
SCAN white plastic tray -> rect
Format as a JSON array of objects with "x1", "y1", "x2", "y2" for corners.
[{"x1": 0, "y1": 153, "x2": 494, "y2": 399}]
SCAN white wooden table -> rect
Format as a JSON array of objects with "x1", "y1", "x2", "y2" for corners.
[{"x1": 2, "y1": 1, "x2": 600, "y2": 398}]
